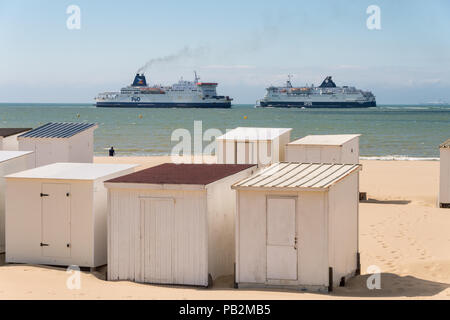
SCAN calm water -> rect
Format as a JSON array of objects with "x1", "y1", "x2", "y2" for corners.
[{"x1": 0, "y1": 103, "x2": 449, "y2": 158}]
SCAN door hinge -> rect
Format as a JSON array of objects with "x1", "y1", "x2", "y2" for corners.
[
  {"x1": 40, "y1": 193, "x2": 49, "y2": 197},
  {"x1": 40, "y1": 243, "x2": 49, "y2": 247}
]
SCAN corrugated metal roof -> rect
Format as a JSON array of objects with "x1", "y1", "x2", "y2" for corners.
[
  {"x1": 105, "y1": 163, "x2": 256, "y2": 186},
  {"x1": 19, "y1": 122, "x2": 98, "y2": 139},
  {"x1": 6, "y1": 163, "x2": 138, "y2": 181},
  {"x1": 440, "y1": 139, "x2": 450, "y2": 149},
  {"x1": 289, "y1": 134, "x2": 361, "y2": 146},
  {"x1": 0, "y1": 128, "x2": 32, "y2": 138},
  {"x1": 216, "y1": 127, "x2": 292, "y2": 142},
  {"x1": 233, "y1": 162, "x2": 361, "y2": 190}
]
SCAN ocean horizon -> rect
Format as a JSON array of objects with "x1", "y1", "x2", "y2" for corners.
[{"x1": 0, "y1": 103, "x2": 449, "y2": 159}]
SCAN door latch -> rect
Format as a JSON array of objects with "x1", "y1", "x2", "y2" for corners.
[
  {"x1": 66, "y1": 193, "x2": 70, "y2": 197},
  {"x1": 40, "y1": 243, "x2": 49, "y2": 247},
  {"x1": 40, "y1": 193, "x2": 49, "y2": 197},
  {"x1": 67, "y1": 243, "x2": 71, "y2": 248}
]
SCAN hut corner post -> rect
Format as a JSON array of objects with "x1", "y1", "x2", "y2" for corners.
[
  {"x1": 234, "y1": 263, "x2": 238, "y2": 289},
  {"x1": 356, "y1": 252, "x2": 361, "y2": 276},
  {"x1": 328, "y1": 267, "x2": 333, "y2": 293}
]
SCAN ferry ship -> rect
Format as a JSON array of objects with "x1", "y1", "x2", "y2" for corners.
[
  {"x1": 258, "y1": 76, "x2": 376, "y2": 108},
  {"x1": 96, "y1": 73, "x2": 232, "y2": 108}
]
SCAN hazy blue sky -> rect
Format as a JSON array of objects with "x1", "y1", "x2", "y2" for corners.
[{"x1": 0, "y1": 0, "x2": 449, "y2": 104}]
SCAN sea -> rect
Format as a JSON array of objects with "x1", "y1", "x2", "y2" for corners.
[{"x1": 0, "y1": 103, "x2": 449, "y2": 159}]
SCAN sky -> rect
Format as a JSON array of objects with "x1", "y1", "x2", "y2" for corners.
[{"x1": 0, "y1": 0, "x2": 449, "y2": 104}]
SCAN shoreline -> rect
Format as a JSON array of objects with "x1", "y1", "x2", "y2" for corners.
[{"x1": 94, "y1": 155, "x2": 441, "y2": 161}]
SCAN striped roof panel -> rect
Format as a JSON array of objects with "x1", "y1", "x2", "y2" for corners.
[
  {"x1": 19, "y1": 122, "x2": 97, "y2": 139},
  {"x1": 233, "y1": 162, "x2": 361, "y2": 190}
]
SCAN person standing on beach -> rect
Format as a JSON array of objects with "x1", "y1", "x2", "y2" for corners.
[{"x1": 109, "y1": 147, "x2": 116, "y2": 157}]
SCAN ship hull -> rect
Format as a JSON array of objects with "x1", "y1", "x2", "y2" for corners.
[
  {"x1": 96, "y1": 101, "x2": 232, "y2": 108},
  {"x1": 259, "y1": 100, "x2": 376, "y2": 108}
]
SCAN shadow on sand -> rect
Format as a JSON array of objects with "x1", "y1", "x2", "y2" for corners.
[
  {"x1": 1, "y1": 255, "x2": 448, "y2": 298},
  {"x1": 333, "y1": 273, "x2": 449, "y2": 298},
  {"x1": 361, "y1": 198, "x2": 411, "y2": 205},
  {"x1": 211, "y1": 274, "x2": 449, "y2": 298}
]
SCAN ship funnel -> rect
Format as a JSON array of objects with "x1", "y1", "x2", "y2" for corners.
[{"x1": 132, "y1": 74, "x2": 148, "y2": 87}]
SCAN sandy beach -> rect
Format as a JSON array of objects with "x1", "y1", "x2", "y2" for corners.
[{"x1": 0, "y1": 158, "x2": 449, "y2": 300}]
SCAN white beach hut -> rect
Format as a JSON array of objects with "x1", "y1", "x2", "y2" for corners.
[
  {"x1": 0, "y1": 128, "x2": 32, "y2": 151},
  {"x1": 104, "y1": 163, "x2": 257, "y2": 287},
  {"x1": 18, "y1": 122, "x2": 98, "y2": 167},
  {"x1": 0, "y1": 151, "x2": 35, "y2": 253},
  {"x1": 5, "y1": 163, "x2": 137, "y2": 268},
  {"x1": 286, "y1": 134, "x2": 361, "y2": 164},
  {"x1": 216, "y1": 127, "x2": 292, "y2": 166},
  {"x1": 440, "y1": 139, "x2": 450, "y2": 208},
  {"x1": 232, "y1": 162, "x2": 362, "y2": 292}
]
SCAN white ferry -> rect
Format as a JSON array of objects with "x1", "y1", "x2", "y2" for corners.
[
  {"x1": 96, "y1": 73, "x2": 232, "y2": 108},
  {"x1": 258, "y1": 76, "x2": 376, "y2": 108}
]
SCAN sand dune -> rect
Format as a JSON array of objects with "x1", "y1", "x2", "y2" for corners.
[{"x1": 0, "y1": 159, "x2": 448, "y2": 300}]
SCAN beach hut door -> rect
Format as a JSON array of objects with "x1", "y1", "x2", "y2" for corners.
[
  {"x1": 141, "y1": 198, "x2": 175, "y2": 284},
  {"x1": 266, "y1": 197, "x2": 298, "y2": 281},
  {"x1": 41, "y1": 184, "x2": 71, "y2": 258}
]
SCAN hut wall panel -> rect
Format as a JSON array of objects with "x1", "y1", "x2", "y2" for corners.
[
  {"x1": 440, "y1": 149, "x2": 450, "y2": 204},
  {"x1": 206, "y1": 168, "x2": 254, "y2": 280},
  {"x1": 68, "y1": 128, "x2": 95, "y2": 163},
  {"x1": 6, "y1": 179, "x2": 94, "y2": 267},
  {"x1": 0, "y1": 154, "x2": 34, "y2": 252},
  {"x1": 297, "y1": 191, "x2": 329, "y2": 286},
  {"x1": 108, "y1": 188, "x2": 208, "y2": 286},
  {"x1": 2, "y1": 134, "x2": 22, "y2": 151},
  {"x1": 237, "y1": 190, "x2": 267, "y2": 283},
  {"x1": 328, "y1": 172, "x2": 359, "y2": 285}
]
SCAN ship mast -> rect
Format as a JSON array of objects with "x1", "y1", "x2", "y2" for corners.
[
  {"x1": 194, "y1": 71, "x2": 200, "y2": 83},
  {"x1": 286, "y1": 74, "x2": 293, "y2": 88}
]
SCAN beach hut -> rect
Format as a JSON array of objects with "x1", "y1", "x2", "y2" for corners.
[
  {"x1": 440, "y1": 139, "x2": 450, "y2": 208},
  {"x1": 0, "y1": 128, "x2": 32, "y2": 151},
  {"x1": 104, "y1": 163, "x2": 257, "y2": 287},
  {"x1": 286, "y1": 134, "x2": 361, "y2": 164},
  {"x1": 5, "y1": 163, "x2": 137, "y2": 268},
  {"x1": 18, "y1": 122, "x2": 98, "y2": 167},
  {"x1": 232, "y1": 162, "x2": 362, "y2": 292},
  {"x1": 0, "y1": 151, "x2": 35, "y2": 253},
  {"x1": 216, "y1": 127, "x2": 292, "y2": 166}
]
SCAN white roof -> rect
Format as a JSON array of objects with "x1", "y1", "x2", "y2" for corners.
[
  {"x1": 6, "y1": 163, "x2": 138, "y2": 181},
  {"x1": 217, "y1": 127, "x2": 292, "y2": 142},
  {"x1": 0, "y1": 151, "x2": 33, "y2": 163},
  {"x1": 289, "y1": 134, "x2": 361, "y2": 146},
  {"x1": 233, "y1": 162, "x2": 361, "y2": 191}
]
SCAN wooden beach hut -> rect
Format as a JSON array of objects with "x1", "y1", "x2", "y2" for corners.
[
  {"x1": 5, "y1": 163, "x2": 137, "y2": 268},
  {"x1": 18, "y1": 122, "x2": 98, "y2": 167},
  {"x1": 0, "y1": 151, "x2": 35, "y2": 253},
  {"x1": 440, "y1": 139, "x2": 450, "y2": 208},
  {"x1": 216, "y1": 127, "x2": 292, "y2": 166},
  {"x1": 104, "y1": 163, "x2": 257, "y2": 287},
  {"x1": 232, "y1": 162, "x2": 362, "y2": 292},
  {"x1": 285, "y1": 134, "x2": 361, "y2": 164},
  {"x1": 0, "y1": 128, "x2": 32, "y2": 151}
]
